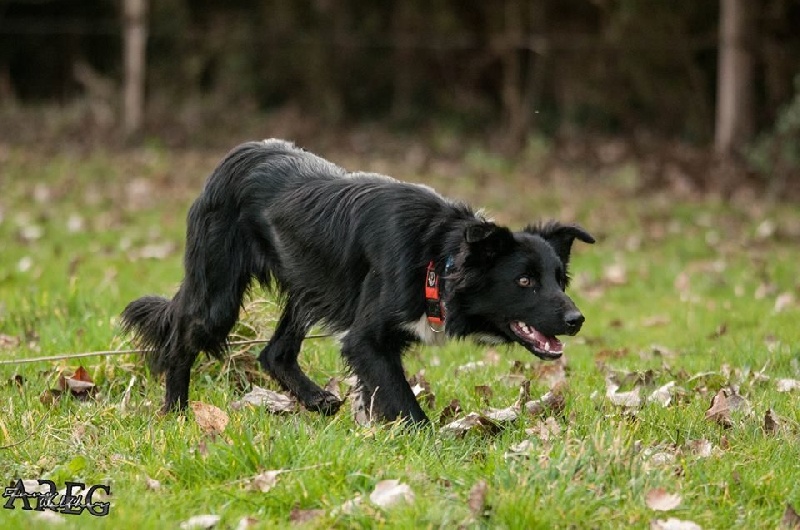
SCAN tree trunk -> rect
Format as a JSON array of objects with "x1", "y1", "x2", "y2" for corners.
[
  {"x1": 714, "y1": 0, "x2": 754, "y2": 156},
  {"x1": 122, "y1": 0, "x2": 147, "y2": 140},
  {"x1": 502, "y1": 0, "x2": 527, "y2": 152}
]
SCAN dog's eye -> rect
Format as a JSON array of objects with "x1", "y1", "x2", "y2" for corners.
[{"x1": 517, "y1": 275, "x2": 534, "y2": 288}]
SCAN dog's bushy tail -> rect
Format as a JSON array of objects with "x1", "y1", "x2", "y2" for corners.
[
  {"x1": 120, "y1": 295, "x2": 176, "y2": 374},
  {"x1": 121, "y1": 141, "x2": 280, "y2": 377}
]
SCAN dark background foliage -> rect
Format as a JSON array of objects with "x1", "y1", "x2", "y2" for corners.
[{"x1": 1, "y1": 0, "x2": 799, "y2": 192}]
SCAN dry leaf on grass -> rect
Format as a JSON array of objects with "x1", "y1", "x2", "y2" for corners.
[
  {"x1": 645, "y1": 488, "x2": 682, "y2": 511},
  {"x1": 235, "y1": 516, "x2": 259, "y2": 530},
  {"x1": 764, "y1": 408, "x2": 781, "y2": 435},
  {"x1": 180, "y1": 514, "x2": 221, "y2": 530},
  {"x1": 606, "y1": 378, "x2": 642, "y2": 408},
  {"x1": 144, "y1": 476, "x2": 161, "y2": 491},
  {"x1": 777, "y1": 379, "x2": 800, "y2": 393},
  {"x1": 246, "y1": 470, "x2": 283, "y2": 493},
  {"x1": 484, "y1": 405, "x2": 519, "y2": 423},
  {"x1": 704, "y1": 389, "x2": 732, "y2": 428},
  {"x1": 774, "y1": 292, "x2": 795, "y2": 312},
  {"x1": 505, "y1": 439, "x2": 535, "y2": 459},
  {"x1": 467, "y1": 480, "x2": 489, "y2": 518},
  {"x1": 369, "y1": 479, "x2": 415, "y2": 508},
  {"x1": 438, "y1": 399, "x2": 462, "y2": 425},
  {"x1": 289, "y1": 507, "x2": 325, "y2": 523},
  {"x1": 40, "y1": 365, "x2": 97, "y2": 405},
  {"x1": 704, "y1": 388, "x2": 751, "y2": 428},
  {"x1": 190, "y1": 402, "x2": 229, "y2": 435},
  {"x1": 441, "y1": 412, "x2": 501, "y2": 436},
  {"x1": 474, "y1": 385, "x2": 494, "y2": 402},
  {"x1": 525, "y1": 384, "x2": 567, "y2": 417},
  {"x1": 530, "y1": 357, "x2": 568, "y2": 389},
  {"x1": 525, "y1": 417, "x2": 562, "y2": 442},
  {"x1": 334, "y1": 494, "x2": 363, "y2": 515},
  {"x1": 684, "y1": 439, "x2": 713, "y2": 458},
  {"x1": 408, "y1": 372, "x2": 435, "y2": 408},
  {"x1": 59, "y1": 366, "x2": 97, "y2": 399},
  {"x1": 0, "y1": 334, "x2": 20, "y2": 349},
  {"x1": 231, "y1": 385, "x2": 298, "y2": 413},
  {"x1": 781, "y1": 503, "x2": 800, "y2": 529},
  {"x1": 650, "y1": 518, "x2": 702, "y2": 530},
  {"x1": 648, "y1": 381, "x2": 676, "y2": 407}
]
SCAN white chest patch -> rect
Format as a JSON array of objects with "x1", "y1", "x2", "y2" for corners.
[{"x1": 402, "y1": 314, "x2": 448, "y2": 346}]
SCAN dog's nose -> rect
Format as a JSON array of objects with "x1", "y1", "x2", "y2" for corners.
[{"x1": 564, "y1": 310, "x2": 584, "y2": 334}]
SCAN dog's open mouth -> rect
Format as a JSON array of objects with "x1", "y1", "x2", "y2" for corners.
[{"x1": 509, "y1": 321, "x2": 564, "y2": 360}]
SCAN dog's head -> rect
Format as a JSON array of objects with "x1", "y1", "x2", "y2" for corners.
[{"x1": 449, "y1": 220, "x2": 595, "y2": 360}]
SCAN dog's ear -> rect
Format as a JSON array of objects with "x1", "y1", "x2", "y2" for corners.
[
  {"x1": 464, "y1": 222, "x2": 514, "y2": 264},
  {"x1": 527, "y1": 221, "x2": 595, "y2": 267}
]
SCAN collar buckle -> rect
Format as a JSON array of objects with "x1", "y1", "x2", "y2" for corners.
[{"x1": 425, "y1": 261, "x2": 446, "y2": 331}]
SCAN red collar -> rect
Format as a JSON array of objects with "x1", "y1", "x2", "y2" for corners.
[{"x1": 425, "y1": 261, "x2": 446, "y2": 328}]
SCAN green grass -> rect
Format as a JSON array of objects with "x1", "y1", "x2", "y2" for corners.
[{"x1": 1, "y1": 146, "x2": 799, "y2": 529}]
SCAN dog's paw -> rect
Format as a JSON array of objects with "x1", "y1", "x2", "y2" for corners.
[{"x1": 306, "y1": 391, "x2": 343, "y2": 416}]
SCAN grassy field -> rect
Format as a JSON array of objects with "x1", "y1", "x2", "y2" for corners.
[{"x1": 1, "y1": 144, "x2": 799, "y2": 529}]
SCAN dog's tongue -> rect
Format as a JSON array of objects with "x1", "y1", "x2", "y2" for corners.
[{"x1": 510, "y1": 321, "x2": 563, "y2": 355}]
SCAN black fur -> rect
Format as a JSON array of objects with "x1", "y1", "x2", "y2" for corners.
[{"x1": 121, "y1": 139, "x2": 595, "y2": 423}]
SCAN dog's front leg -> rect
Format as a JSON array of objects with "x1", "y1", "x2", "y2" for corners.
[{"x1": 341, "y1": 329, "x2": 428, "y2": 425}]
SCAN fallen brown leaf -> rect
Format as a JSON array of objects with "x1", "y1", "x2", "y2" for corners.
[
  {"x1": 57, "y1": 365, "x2": 97, "y2": 401},
  {"x1": 707, "y1": 323, "x2": 728, "y2": 339},
  {"x1": 525, "y1": 417, "x2": 562, "y2": 442},
  {"x1": 514, "y1": 379, "x2": 531, "y2": 406},
  {"x1": 781, "y1": 503, "x2": 800, "y2": 529},
  {"x1": 531, "y1": 358, "x2": 568, "y2": 389},
  {"x1": 525, "y1": 383, "x2": 567, "y2": 418},
  {"x1": 684, "y1": 439, "x2": 713, "y2": 458},
  {"x1": 190, "y1": 402, "x2": 229, "y2": 435},
  {"x1": 650, "y1": 518, "x2": 702, "y2": 530},
  {"x1": 504, "y1": 439, "x2": 535, "y2": 459},
  {"x1": 648, "y1": 381, "x2": 676, "y2": 407},
  {"x1": 231, "y1": 386, "x2": 298, "y2": 413},
  {"x1": 777, "y1": 379, "x2": 800, "y2": 393},
  {"x1": 483, "y1": 405, "x2": 519, "y2": 423},
  {"x1": 764, "y1": 408, "x2": 780, "y2": 435},
  {"x1": 438, "y1": 399, "x2": 462, "y2": 425},
  {"x1": 774, "y1": 292, "x2": 795, "y2": 313},
  {"x1": 441, "y1": 412, "x2": 501, "y2": 436},
  {"x1": 235, "y1": 516, "x2": 259, "y2": 529},
  {"x1": 0, "y1": 334, "x2": 20, "y2": 349},
  {"x1": 467, "y1": 480, "x2": 489, "y2": 519},
  {"x1": 289, "y1": 507, "x2": 325, "y2": 524},
  {"x1": 606, "y1": 377, "x2": 642, "y2": 408},
  {"x1": 180, "y1": 514, "x2": 221, "y2": 529},
  {"x1": 39, "y1": 388, "x2": 64, "y2": 406},
  {"x1": 369, "y1": 479, "x2": 415, "y2": 508},
  {"x1": 474, "y1": 385, "x2": 494, "y2": 403},
  {"x1": 704, "y1": 389, "x2": 732, "y2": 428},
  {"x1": 246, "y1": 470, "x2": 283, "y2": 493},
  {"x1": 408, "y1": 372, "x2": 435, "y2": 408},
  {"x1": 645, "y1": 488, "x2": 682, "y2": 511}
]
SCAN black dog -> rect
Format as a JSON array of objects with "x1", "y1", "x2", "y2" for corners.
[{"x1": 122, "y1": 139, "x2": 594, "y2": 424}]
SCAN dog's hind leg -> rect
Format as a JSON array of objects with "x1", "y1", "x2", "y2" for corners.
[
  {"x1": 258, "y1": 305, "x2": 343, "y2": 415},
  {"x1": 163, "y1": 350, "x2": 198, "y2": 412}
]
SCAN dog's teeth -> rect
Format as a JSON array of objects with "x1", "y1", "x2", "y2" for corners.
[{"x1": 544, "y1": 341, "x2": 550, "y2": 352}]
